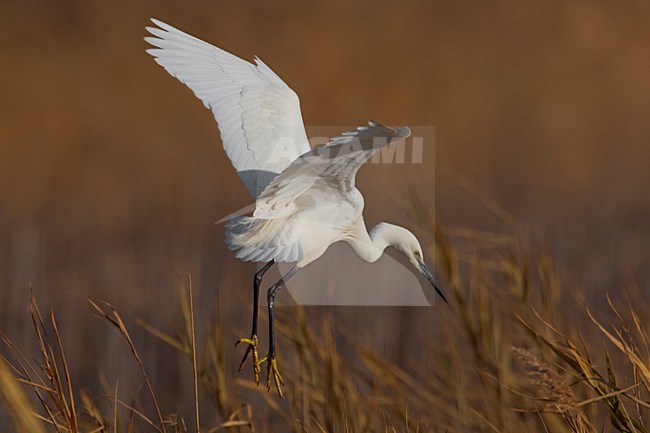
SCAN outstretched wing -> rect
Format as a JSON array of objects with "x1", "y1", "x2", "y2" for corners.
[
  {"x1": 254, "y1": 121, "x2": 411, "y2": 219},
  {"x1": 145, "y1": 19, "x2": 311, "y2": 197}
]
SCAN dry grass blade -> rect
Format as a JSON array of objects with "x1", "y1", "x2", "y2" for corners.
[
  {"x1": 576, "y1": 384, "x2": 646, "y2": 408},
  {"x1": 112, "y1": 381, "x2": 119, "y2": 433},
  {"x1": 87, "y1": 298, "x2": 166, "y2": 432},
  {"x1": 103, "y1": 391, "x2": 162, "y2": 431},
  {"x1": 0, "y1": 298, "x2": 79, "y2": 433},
  {"x1": 79, "y1": 389, "x2": 107, "y2": 431},
  {"x1": 50, "y1": 307, "x2": 77, "y2": 433},
  {"x1": 206, "y1": 405, "x2": 255, "y2": 433},
  {"x1": 185, "y1": 274, "x2": 201, "y2": 433},
  {"x1": 28, "y1": 298, "x2": 74, "y2": 431},
  {"x1": 586, "y1": 308, "x2": 650, "y2": 389},
  {"x1": 0, "y1": 356, "x2": 47, "y2": 433},
  {"x1": 136, "y1": 319, "x2": 188, "y2": 353}
]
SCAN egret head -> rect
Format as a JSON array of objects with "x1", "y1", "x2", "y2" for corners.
[{"x1": 373, "y1": 223, "x2": 448, "y2": 303}]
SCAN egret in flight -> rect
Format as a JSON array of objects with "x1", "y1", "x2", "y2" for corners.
[{"x1": 145, "y1": 19, "x2": 447, "y2": 399}]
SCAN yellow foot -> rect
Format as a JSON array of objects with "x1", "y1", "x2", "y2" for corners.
[
  {"x1": 258, "y1": 354, "x2": 285, "y2": 400},
  {"x1": 235, "y1": 335, "x2": 261, "y2": 385}
]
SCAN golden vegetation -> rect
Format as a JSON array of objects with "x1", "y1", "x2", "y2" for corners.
[{"x1": 1, "y1": 201, "x2": 648, "y2": 432}]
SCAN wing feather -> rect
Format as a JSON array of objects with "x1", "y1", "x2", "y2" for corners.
[
  {"x1": 146, "y1": 19, "x2": 311, "y2": 197},
  {"x1": 254, "y1": 121, "x2": 411, "y2": 219},
  {"x1": 225, "y1": 216, "x2": 304, "y2": 262}
]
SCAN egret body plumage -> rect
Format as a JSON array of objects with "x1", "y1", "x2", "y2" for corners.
[{"x1": 145, "y1": 19, "x2": 446, "y2": 399}]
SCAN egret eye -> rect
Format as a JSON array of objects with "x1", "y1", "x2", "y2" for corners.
[{"x1": 413, "y1": 251, "x2": 421, "y2": 258}]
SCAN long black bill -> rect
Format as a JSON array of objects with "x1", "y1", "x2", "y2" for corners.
[{"x1": 417, "y1": 259, "x2": 448, "y2": 303}]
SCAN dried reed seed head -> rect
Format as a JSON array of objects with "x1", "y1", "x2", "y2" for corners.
[{"x1": 512, "y1": 347, "x2": 579, "y2": 413}]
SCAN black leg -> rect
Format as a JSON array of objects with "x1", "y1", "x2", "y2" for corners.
[
  {"x1": 262, "y1": 266, "x2": 299, "y2": 399},
  {"x1": 251, "y1": 260, "x2": 274, "y2": 337},
  {"x1": 236, "y1": 260, "x2": 274, "y2": 382},
  {"x1": 267, "y1": 266, "x2": 299, "y2": 358}
]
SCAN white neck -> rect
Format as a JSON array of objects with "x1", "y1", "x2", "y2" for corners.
[{"x1": 347, "y1": 222, "x2": 398, "y2": 263}]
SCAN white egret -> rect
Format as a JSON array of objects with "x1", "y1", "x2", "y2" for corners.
[{"x1": 145, "y1": 19, "x2": 446, "y2": 399}]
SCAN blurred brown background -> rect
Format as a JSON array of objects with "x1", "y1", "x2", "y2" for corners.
[{"x1": 0, "y1": 0, "x2": 648, "y2": 428}]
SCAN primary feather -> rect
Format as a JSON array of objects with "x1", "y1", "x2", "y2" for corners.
[{"x1": 145, "y1": 19, "x2": 311, "y2": 197}]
